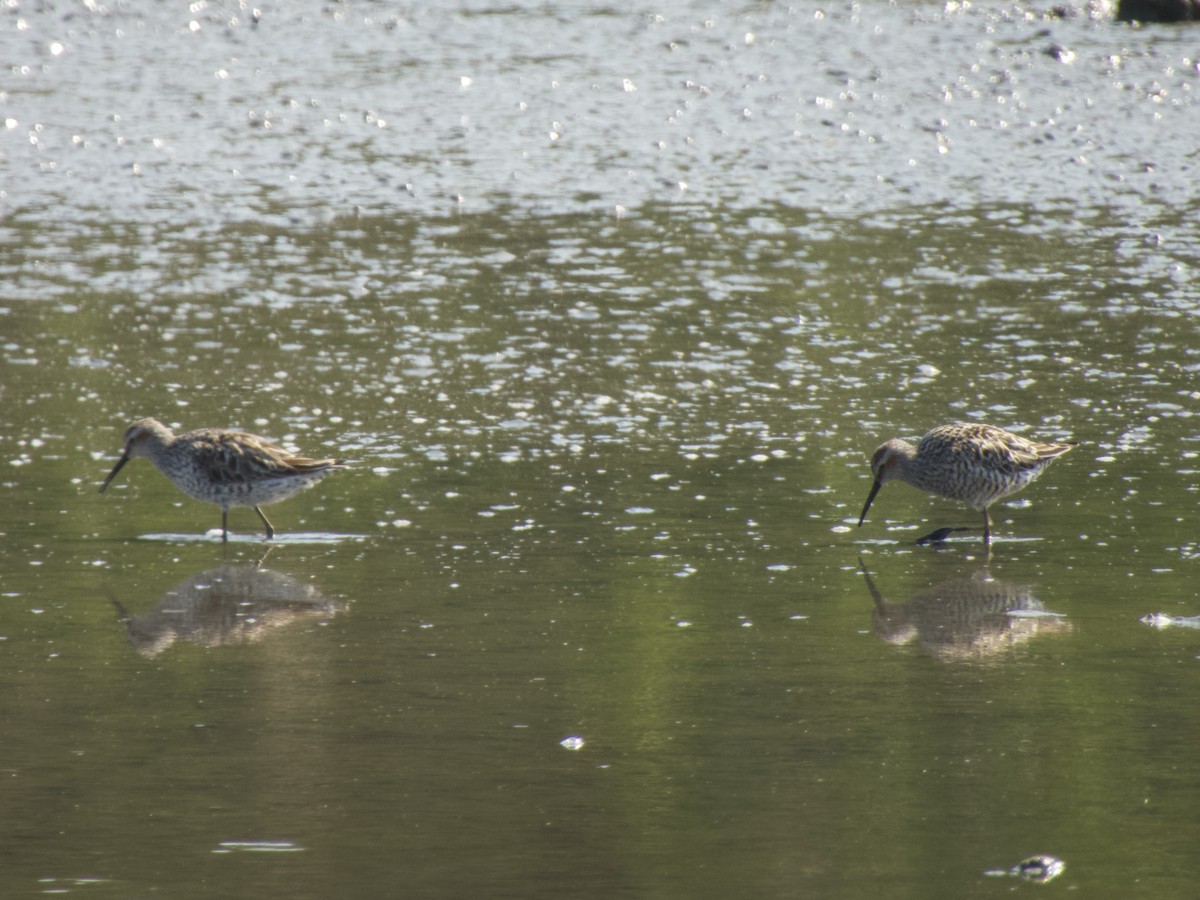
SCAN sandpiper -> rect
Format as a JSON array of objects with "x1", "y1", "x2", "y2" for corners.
[
  {"x1": 99, "y1": 418, "x2": 346, "y2": 541},
  {"x1": 857, "y1": 422, "x2": 1075, "y2": 547}
]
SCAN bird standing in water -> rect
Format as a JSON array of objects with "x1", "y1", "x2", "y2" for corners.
[
  {"x1": 99, "y1": 418, "x2": 345, "y2": 541},
  {"x1": 857, "y1": 422, "x2": 1075, "y2": 548}
]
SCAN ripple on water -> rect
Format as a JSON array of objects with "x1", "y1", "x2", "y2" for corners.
[{"x1": 137, "y1": 532, "x2": 369, "y2": 545}]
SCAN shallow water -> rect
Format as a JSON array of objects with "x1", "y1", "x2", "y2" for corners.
[{"x1": 3, "y1": 1, "x2": 1200, "y2": 897}]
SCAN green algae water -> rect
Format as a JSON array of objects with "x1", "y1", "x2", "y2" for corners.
[{"x1": 3, "y1": 2, "x2": 1200, "y2": 897}]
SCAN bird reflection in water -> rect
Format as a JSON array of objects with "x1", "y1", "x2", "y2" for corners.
[
  {"x1": 111, "y1": 560, "x2": 344, "y2": 657},
  {"x1": 859, "y1": 561, "x2": 1071, "y2": 660}
]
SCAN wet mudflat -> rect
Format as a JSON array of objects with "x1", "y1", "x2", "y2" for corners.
[{"x1": 3, "y1": 1, "x2": 1200, "y2": 897}]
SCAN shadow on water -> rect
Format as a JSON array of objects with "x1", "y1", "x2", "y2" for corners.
[
  {"x1": 136, "y1": 531, "x2": 369, "y2": 545},
  {"x1": 859, "y1": 560, "x2": 1072, "y2": 661},
  {"x1": 110, "y1": 558, "x2": 345, "y2": 657}
]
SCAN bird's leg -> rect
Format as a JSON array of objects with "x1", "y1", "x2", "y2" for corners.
[
  {"x1": 255, "y1": 505, "x2": 276, "y2": 540},
  {"x1": 222, "y1": 509, "x2": 229, "y2": 543},
  {"x1": 982, "y1": 509, "x2": 992, "y2": 548}
]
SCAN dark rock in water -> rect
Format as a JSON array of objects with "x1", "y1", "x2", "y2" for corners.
[
  {"x1": 1012, "y1": 855, "x2": 1065, "y2": 883},
  {"x1": 983, "y1": 854, "x2": 1065, "y2": 883},
  {"x1": 1045, "y1": 43, "x2": 1077, "y2": 64},
  {"x1": 1117, "y1": 0, "x2": 1200, "y2": 22},
  {"x1": 1141, "y1": 611, "x2": 1200, "y2": 629}
]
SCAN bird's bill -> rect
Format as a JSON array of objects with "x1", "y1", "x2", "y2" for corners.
[
  {"x1": 857, "y1": 480, "x2": 883, "y2": 527},
  {"x1": 98, "y1": 453, "x2": 130, "y2": 494}
]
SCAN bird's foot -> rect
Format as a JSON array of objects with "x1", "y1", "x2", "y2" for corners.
[{"x1": 915, "y1": 526, "x2": 974, "y2": 545}]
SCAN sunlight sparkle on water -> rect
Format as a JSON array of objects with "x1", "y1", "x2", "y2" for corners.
[{"x1": 214, "y1": 840, "x2": 304, "y2": 854}]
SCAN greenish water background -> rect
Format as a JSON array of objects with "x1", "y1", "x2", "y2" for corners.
[{"x1": 3, "y1": 1, "x2": 1200, "y2": 897}]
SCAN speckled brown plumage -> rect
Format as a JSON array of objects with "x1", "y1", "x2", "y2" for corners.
[
  {"x1": 857, "y1": 422, "x2": 1075, "y2": 547},
  {"x1": 99, "y1": 417, "x2": 345, "y2": 541}
]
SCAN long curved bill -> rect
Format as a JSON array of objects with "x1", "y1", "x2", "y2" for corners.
[
  {"x1": 98, "y1": 453, "x2": 131, "y2": 494},
  {"x1": 857, "y1": 480, "x2": 883, "y2": 527}
]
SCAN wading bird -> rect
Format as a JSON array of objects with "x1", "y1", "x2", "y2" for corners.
[
  {"x1": 857, "y1": 422, "x2": 1075, "y2": 548},
  {"x1": 99, "y1": 418, "x2": 345, "y2": 541}
]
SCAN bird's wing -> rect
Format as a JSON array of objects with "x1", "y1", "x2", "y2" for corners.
[
  {"x1": 188, "y1": 431, "x2": 298, "y2": 483},
  {"x1": 953, "y1": 424, "x2": 1073, "y2": 472}
]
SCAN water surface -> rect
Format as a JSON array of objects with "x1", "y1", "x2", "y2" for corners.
[{"x1": 3, "y1": 1, "x2": 1200, "y2": 897}]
